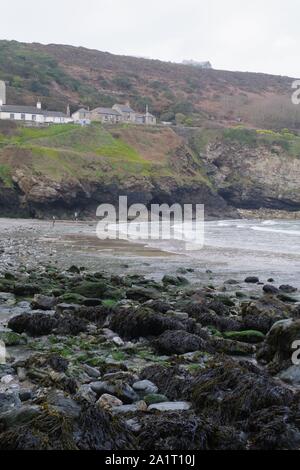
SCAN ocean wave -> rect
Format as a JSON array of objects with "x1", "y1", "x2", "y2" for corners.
[{"x1": 250, "y1": 226, "x2": 300, "y2": 236}]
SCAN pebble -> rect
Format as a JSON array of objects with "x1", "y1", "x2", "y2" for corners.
[
  {"x1": 97, "y1": 394, "x2": 123, "y2": 410},
  {"x1": 111, "y1": 401, "x2": 148, "y2": 414},
  {"x1": 132, "y1": 380, "x2": 158, "y2": 394},
  {"x1": 148, "y1": 401, "x2": 192, "y2": 412},
  {"x1": 1, "y1": 374, "x2": 15, "y2": 385}
]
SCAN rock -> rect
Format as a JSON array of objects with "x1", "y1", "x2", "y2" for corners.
[
  {"x1": 277, "y1": 366, "x2": 300, "y2": 385},
  {"x1": 162, "y1": 275, "x2": 189, "y2": 286},
  {"x1": 191, "y1": 359, "x2": 293, "y2": 425},
  {"x1": 90, "y1": 380, "x2": 139, "y2": 404},
  {"x1": 245, "y1": 277, "x2": 259, "y2": 284},
  {"x1": 8, "y1": 311, "x2": 87, "y2": 337},
  {"x1": 17, "y1": 368, "x2": 27, "y2": 382},
  {"x1": 83, "y1": 364, "x2": 101, "y2": 379},
  {"x1": 241, "y1": 297, "x2": 291, "y2": 334},
  {"x1": 8, "y1": 312, "x2": 56, "y2": 336},
  {"x1": 71, "y1": 280, "x2": 108, "y2": 298},
  {"x1": 97, "y1": 394, "x2": 123, "y2": 411},
  {"x1": 148, "y1": 401, "x2": 191, "y2": 412},
  {"x1": 112, "y1": 336, "x2": 124, "y2": 347},
  {"x1": 18, "y1": 390, "x2": 32, "y2": 402},
  {"x1": 153, "y1": 330, "x2": 208, "y2": 355},
  {"x1": 0, "y1": 392, "x2": 21, "y2": 412},
  {"x1": 277, "y1": 294, "x2": 298, "y2": 303},
  {"x1": 258, "y1": 319, "x2": 300, "y2": 372},
  {"x1": 125, "y1": 418, "x2": 142, "y2": 433},
  {"x1": 110, "y1": 306, "x2": 196, "y2": 340},
  {"x1": 132, "y1": 380, "x2": 158, "y2": 394},
  {"x1": 263, "y1": 285, "x2": 279, "y2": 295},
  {"x1": 144, "y1": 394, "x2": 168, "y2": 405},
  {"x1": 67, "y1": 265, "x2": 81, "y2": 274},
  {"x1": 12, "y1": 284, "x2": 41, "y2": 296},
  {"x1": 1, "y1": 375, "x2": 14, "y2": 385},
  {"x1": 224, "y1": 279, "x2": 239, "y2": 285},
  {"x1": 279, "y1": 285, "x2": 298, "y2": 294},
  {"x1": 126, "y1": 287, "x2": 160, "y2": 302},
  {"x1": 31, "y1": 295, "x2": 57, "y2": 311},
  {"x1": 111, "y1": 401, "x2": 148, "y2": 415},
  {"x1": 223, "y1": 330, "x2": 265, "y2": 344},
  {"x1": 75, "y1": 384, "x2": 97, "y2": 404},
  {"x1": 0, "y1": 402, "x2": 135, "y2": 450},
  {"x1": 211, "y1": 337, "x2": 255, "y2": 356}
]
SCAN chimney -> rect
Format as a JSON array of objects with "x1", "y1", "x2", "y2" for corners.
[
  {"x1": 0, "y1": 80, "x2": 6, "y2": 105},
  {"x1": 37, "y1": 101, "x2": 42, "y2": 110}
]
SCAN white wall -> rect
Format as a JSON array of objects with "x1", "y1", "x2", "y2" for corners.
[{"x1": 0, "y1": 112, "x2": 73, "y2": 124}]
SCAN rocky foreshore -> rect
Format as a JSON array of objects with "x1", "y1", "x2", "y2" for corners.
[{"x1": 0, "y1": 258, "x2": 300, "y2": 450}]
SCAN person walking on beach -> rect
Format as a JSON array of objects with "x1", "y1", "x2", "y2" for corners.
[{"x1": 52, "y1": 216, "x2": 56, "y2": 227}]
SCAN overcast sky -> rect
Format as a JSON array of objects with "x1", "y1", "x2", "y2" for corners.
[{"x1": 2, "y1": 0, "x2": 300, "y2": 77}]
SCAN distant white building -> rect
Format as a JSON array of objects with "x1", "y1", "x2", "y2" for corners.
[
  {"x1": 182, "y1": 60, "x2": 212, "y2": 69},
  {"x1": 0, "y1": 102, "x2": 73, "y2": 124},
  {"x1": 0, "y1": 81, "x2": 73, "y2": 124}
]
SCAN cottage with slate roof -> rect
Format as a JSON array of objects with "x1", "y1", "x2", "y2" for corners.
[{"x1": 0, "y1": 80, "x2": 73, "y2": 124}]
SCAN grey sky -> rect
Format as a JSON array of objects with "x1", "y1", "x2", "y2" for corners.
[{"x1": 2, "y1": 0, "x2": 299, "y2": 77}]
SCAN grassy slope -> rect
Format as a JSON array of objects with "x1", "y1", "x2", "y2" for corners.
[{"x1": 0, "y1": 123, "x2": 210, "y2": 188}]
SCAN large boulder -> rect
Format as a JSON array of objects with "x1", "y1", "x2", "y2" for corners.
[
  {"x1": 110, "y1": 307, "x2": 196, "y2": 340},
  {"x1": 153, "y1": 330, "x2": 208, "y2": 355},
  {"x1": 258, "y1": 319, "x2": 300, "y2": 373},
  {"x1": 241, "y1": 297, "x2": 292, "y2": 334}
]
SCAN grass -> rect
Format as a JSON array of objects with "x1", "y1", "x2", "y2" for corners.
[{"x1": 0, "y1": 164, "x2": 13, "y2": 187}]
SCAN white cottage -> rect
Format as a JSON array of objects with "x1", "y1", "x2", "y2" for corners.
[{"x1": 0, "y1": 101, "x2": 73, "y2": 124}]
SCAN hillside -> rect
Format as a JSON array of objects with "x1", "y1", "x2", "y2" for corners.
[
  {"x1": 1, "y1": 121, "x2": 300, "y2": 217},
  {"x1": 0, "y1": 121, "x2": 230, "y2": 218},
  {"x1": 0, "y1": 40, "x2": 299, "y2": 129}
]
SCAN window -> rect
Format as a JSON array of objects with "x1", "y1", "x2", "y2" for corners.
[
  {"x1": 32, "y1": 115, "x2": 36, "y2": 121},
  {"x1": 10, "y1": 114, "x2": 15, "y2": 120},
  {"x1": 21, "y1": 114, "x2": 26, "y2": 120}
]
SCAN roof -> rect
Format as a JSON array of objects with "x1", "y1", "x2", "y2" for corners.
[
  {"x1": 0, "y1": 105, "x2": 68, "y2": 117},
  {"x1": 113, "y1": 104, "x2": 135, "y2": 114},
  {"x1": 73, "y1": 108, "x2": 90, "y2": 114},
  {"x1": 92, "y1": 107, "x2": 121, "y2": 116}
]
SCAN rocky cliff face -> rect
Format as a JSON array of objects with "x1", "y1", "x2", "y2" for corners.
[
  {"x1": 176, "y1": 127, "x2": 300, "y2": 213},
  {"x1": 204, "y1": 140, "x2": 300, "y2": 211},
  {"x1": 1, "y1": 123, "x2": 300, "y2": 219},
  {"x1": 2, "y1": 169, "x2": 231, "y2": 219}
]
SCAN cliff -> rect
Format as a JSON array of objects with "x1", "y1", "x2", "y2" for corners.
[{"x1": 0, "y1": 122, "x2": 300, "y2": 218}]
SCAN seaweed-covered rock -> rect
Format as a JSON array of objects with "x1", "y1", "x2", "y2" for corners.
[
  {"x1": 223, "y1": 330, "x2": 265, "y2": 344},
  {"x1": 8, "y1": 313, "x2": 57, "y2": 336},
  {"x1": 246, "y1": 406, "x2": 300, "y2": 450},
  {"x1": 153, "y1": 330, "x2": 208, "y2": 355},
  {"x1": 31, "y1": 295, "x2": 57, "y2": 311},
  {"x1": 126, "y1": 287, "x2": 160, "y2": 302},
  {"x1": 210, "y1": 337, "x2": 255, "y2": 356},
  {"x1": 140, "y1": 365, "x2": 193, "y2": 401},
  {"x1": 241, "y1": 298, "x2": 291, "y2": 334},
  {"x1": 258, "y1": 319, "x2": 300, "y2": 373},
  {"x1": 190, "y1": 360, "x2": 293, "y2": 425},
  {"x1": 110, "y1": 307, "x2": 196, "y2": 340},
  {"x1": 0, "y1": 401, "x2": 136, "y2": 450},
  {"x1": 137, "y1": 412, "x2": 212, "y2": 450},
  {"x1": 8, "y1": 311, "x2": 88, "y2": 337}
]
